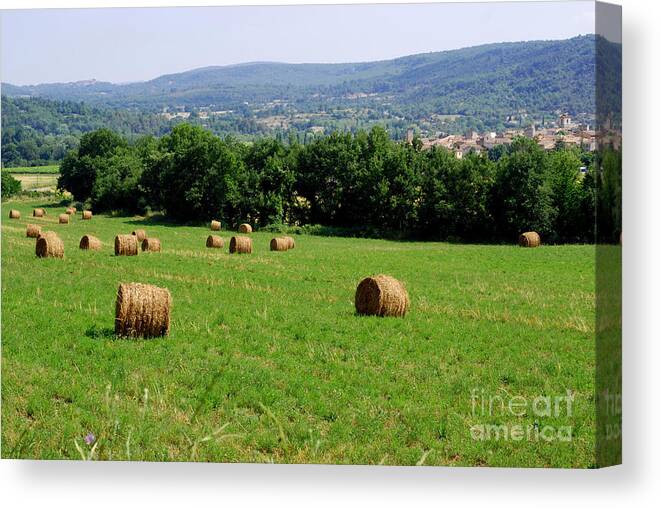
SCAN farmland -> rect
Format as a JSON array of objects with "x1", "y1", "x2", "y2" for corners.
[{"x1": 1, "y1": 197, "x2": 597, "y2": 467}]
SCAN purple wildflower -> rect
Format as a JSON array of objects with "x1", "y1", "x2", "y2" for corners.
[{"x1": 84, "y1": 433, "x2": 95, "y2": 445}]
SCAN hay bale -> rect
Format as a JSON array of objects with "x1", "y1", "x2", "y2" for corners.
[
  {"x1": 65, "y1": 207, "x2": 76, "y2": 215},
  {"x1": 79, "y1": 234, "x2": 102, "y2": 251},
  {"x1": 131, "y1": 229, "x2": 147, "y2": 242},
  {"x1": 33, "y1": 208, "x2": 46, "y2": 217},
  {"x1": 270, "y1": 237, "x2": 289, "y2": 251},
  {"x1": 518, "y1": 231, "x2": 541, "y2": 248},
  {"x1": 210, "y1": 220, "x2": 221, "y2": 231},
  {"x1": 238, "y1": 223, "x2": 252, "y2": 234},
  {"x1": 115, "y1": 282, "x2": 171, "y2": 338},
  {"x1": 82, "y1": 210, "x2": 93, "y2": 220},
  {"x1": 36, "y1": 232, "x2": 64, "y2": 258},
  {"x1": 283, "y1": 236, "x2": 296, "y2": 249},
  {"x1": 229, "y1": 236, "x2": 252, "y2": 254},
  {"x1": 206, "y1": 235, "x2": 224, "y2": 248},
  {"x1": 142, "y1": 237, "x2": 161, "y2": 252},
  {"x1": 114, "y1": 234, "x2": 139, "y2": 256},
  {"x1": 9, "y1": 209, "x2": 20, "y2": 219},
  {"x1": 58, "y1": 213, "x2": 69, "y2": 224},
  {"x1": 355, "y1": 275, "x2": 410, "y2": 317},
  {"x1": 26, "y1": 224, "x2": 42, "y2": 238}
]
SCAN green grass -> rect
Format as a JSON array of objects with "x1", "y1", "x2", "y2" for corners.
[
  {"x1": 1, "y1": 197, "x2": 598, "y2": 467},
  {"x1": 3, "y1": 165, "x2": 60, "y2": 174}
]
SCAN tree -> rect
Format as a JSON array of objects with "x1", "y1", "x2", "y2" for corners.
[{"x1": 1, "y1": 171, "x2": 21, "y2": 197}]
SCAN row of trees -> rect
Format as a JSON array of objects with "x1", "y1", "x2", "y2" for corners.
[{"x1": 59, "y1": 124, "x2": 617, "y2": 243}]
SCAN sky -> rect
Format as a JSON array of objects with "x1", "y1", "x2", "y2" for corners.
[{"x1": 1, "y1": 1, "x2": 596, "y2": 86}]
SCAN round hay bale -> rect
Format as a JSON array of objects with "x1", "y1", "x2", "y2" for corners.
[
  {"x1": 82, "y1": 210, "x2": 93, "y2": 220},
  {"x1": 33, "y1": 208, "x2": 46, "y2": 217},
  {"x1": 131, "y1": 229, "x2": 147, "y2": 242},
  {"x1": 36, "y1": 232, "x2": 64, "y2": 258},
  {"x1": 206, "y1": 235, "x2": 224, "y2": 248},
  {"x1": 283, "y1": 236, "x2": 296, "y2": 249},
  {"x1": 65, "y1": 207, "x2": 76, "y2": 215},
  {"x1": 9, "y1": 209, "x2": 20, "y2": 219},
  {"x1": 355, "y1": 275, "x2": 410, "y2": 318},
  {"x1": 210, "y1": 220, "x2": 221, "y2": 231},
  {"x1": 114, "y1": 234, "x2": 139, "y2": 256},
  {"x1": 115, "y1": 282, "x2": 171, "y2": 338},
  {"x1": 142, "y1": 237, "x2": 161, "y2": 252},
  {"x1": 270, "y1": 237, "x2": 289, "y2": 251},
  {"x1": 79, "y1": 234, "x2": 102, "y2": 251},
  {"x1": 26, "y1": 224, "x2": 42, "y2": 238},
  {"x1": 230, "y1": 236, "x2": 252, "y2": 254},
  {"x1": 518, "y1": 231, "x2": 541, "y2": 248},
  {"x1": 58, "y1": 213, "x2": 69, "y2": 224},
  {"x1": 238, "y1": 223, "x2": 252, "y2": 234}
]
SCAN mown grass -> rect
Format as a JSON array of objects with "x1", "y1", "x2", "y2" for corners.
[{"x1": 1, "y1": 197, "x2": 598, "y2": 467}]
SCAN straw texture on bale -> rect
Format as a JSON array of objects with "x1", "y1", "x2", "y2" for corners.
[
  {"x1": 26, "y1": 224, "x2": 42, "y2": 238},
  {"x1": 142, "y1": 237, "x2": 161, "y2": 252},
  {"x1": 206, "y1": 235, "x2": 224, "y2": 248},
  {"x1": 230, "y1": 236, "x2": 253, "y2": 254},
  {"x1": 518, "y1": 231, "x2": 541, "y2": 248},
  {"x1": 33, "y1": 208, "x2": 46, "y2": 217},
  {"x1": 82, "y1": 210, "x2": 93, "y2": 220},
  {"x1": 66, "y1": 207, "x2": 76, "y2": 215},
  {"x1": 115, "y1": 282, "x2": 171, "y2": 338},
  {"x1": 115, "y1": 234, "x2": 139, "y2": 256},
  {"x1": 238, "y1": 223, "x2": 252, "y2": 233},
  {"x1": 283, "y1": 236, "x2": 296, "y2": 249},
  {"x1": 132, "y1": 229, "x2": 147, "y2": 242},
  {"x1": 58, "y1": 213, "x2": 69, "y2": 224},
  {"x1": 36, "y1": 232, "x2": 64, "y2": 258},
  {"x1": 210, "y1": 220, "x2": 221, "y2": 231},
  {"x1": 9, "y1": 209, "x2": 20, "y2": 219},
  {"x1": 355, "y1": 275, "x2": 410, "y2": 317},
  {"x1": 79, "y1": 234, "x2": 102, "y2": 251},
  {"x1": 270, "y1": 237, "x2": 289, "y2": 251}
]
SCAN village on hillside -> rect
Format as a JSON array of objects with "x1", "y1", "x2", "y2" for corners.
[{"x1": 416, "y1": 112, "x2": 620, "y2": 158}]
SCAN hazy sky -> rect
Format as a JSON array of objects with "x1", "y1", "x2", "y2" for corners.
[{"x1": 1, "y1": 1, "x2": 595, "y2": 85}]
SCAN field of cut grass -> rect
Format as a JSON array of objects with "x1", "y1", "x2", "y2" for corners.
[
  {"x1": 9, "y1": 173, "x2": 59, "y2": 191},
  {"x1": 1, "y1": 197, "x2": 598, "y2": 467}
]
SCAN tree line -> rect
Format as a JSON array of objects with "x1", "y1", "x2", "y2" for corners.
[{"x1": 58, "y1": 124, "x2": 621, "y2": 243}]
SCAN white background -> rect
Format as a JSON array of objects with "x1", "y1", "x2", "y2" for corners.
[{"x1": 1, "y1": 0, "x2": 658, "y2": 506}]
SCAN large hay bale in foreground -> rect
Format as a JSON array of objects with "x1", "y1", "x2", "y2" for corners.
[
  {"x1": 79, "y1": 235, "x2": 102, "y2": 251},
  {"x1": 36, "y1": 232, "x2": 64, "y2": 258},
  {"x1": 283, "y1": 236, "x2": 296, "y2": 249},
  {"x1": 238, "y1": 223, "x2": 252, "y2": 234},
  {"x1": 131, "y1": 229, "x2": 147, "y2": 242},
  {"x1": 65, "y1": 207, "x2": 76, "y2": 215},
  {"x1": 58, "y1": 213, "x2": 69, "y2": 224},
  {"x1": 355, "y1": 275, "x2": 410, "y2": 318},
  {"x1": 142, "y1": 237, "x2": 161, "y2": 252},
  {"x1": 270, "y1": 237, "x2": 289, "y2": 251},
  {"x1": 206, "y1": 235, "x2": 224, "y2": 248},
  {"x1": 82, "y1": 210, "x2": 93, "y2": 220},
  {"x1": 210, "y1": 220, "x2": 221, "y2": 231},
  {"x1": 9, "y1": 209, "x2": 20, "y2": 219},
  {"x1": 115, "y1": 234, "x2": 139, "y2": 256},
  {"x1": 115, "y1": 282, "x2": 171, "y2": 338},
  {"x1": 230, "y1": 236, "x2": 252, "y2": 254},
  {"x1": 33, "y1": 208, "x2": 46, "y2": 217},
  {"x1": 26, "y1": 224, "x2": 42, "y2": 238},
  {"x1": 518, "y1": 231, "x2": 541, "y2": 248}
]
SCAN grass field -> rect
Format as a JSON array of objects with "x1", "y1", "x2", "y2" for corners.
[
  {"x1": 1, "y1": 197, "x2": 598, "y2": 467},
  {"x1": 3, "y1": 165, "x2": 60, "y2": 174},
  {"x1": 9, "y1": 173, "x2": 60, "y2": 192}
]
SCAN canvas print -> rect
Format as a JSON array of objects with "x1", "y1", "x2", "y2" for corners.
[{"x1": 0, "y1": 1, "x2": 621, "y2": 467}]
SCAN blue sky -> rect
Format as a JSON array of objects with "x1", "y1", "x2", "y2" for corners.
[{"x1": 1, "y1": 1, "x2": 595, "y2": 85}]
